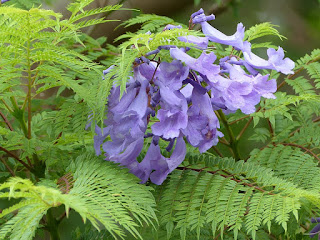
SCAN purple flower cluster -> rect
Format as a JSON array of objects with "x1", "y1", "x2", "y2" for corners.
[
  {"x1": 94, "y1": 9, "x2": 294, "y2": 185},
  {"x1": 310, "y1": 218, "x2": 320, "y2": 239}
]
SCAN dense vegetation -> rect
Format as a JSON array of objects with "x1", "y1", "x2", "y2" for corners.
[{"x1": 0, "y1": 0, "x2": 320, "y2": 239}]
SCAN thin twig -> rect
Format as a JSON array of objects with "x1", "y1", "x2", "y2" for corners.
[
  {"x1": 177, "y1": 167, "x2": 274, "y2": 195},
  {"x1": 212, "y1": 146, "x2": 224, "y2": 157},
  {"x1": 279, "y1": 143, "x2": 320, "y2": 163},
  {"x1": 267, "y1": 119, "x2": 276, "y2": 146},
  {"x1": 0, "y1": 146, "x2": 32, "y2": 170},
  {"x1": 0, "y1": 111, "x2": 13, "y2": 131},
  {"x1": 0, "y1": 156, "x2": 15, "y2": 176},
  {"x1": 236, "y1": 117, "x2": 253, "y2": 141},
  {"x1": 229, "y1": 114, "x2": 251, "y2": 125},
  {"x1": 219, "y1": 137, "x2": 230, "y2": 146},
  {"x1": 1, "y1": 99, "x2": 13, "y2": 113},
  {"x1": 217, "y1": 109, "x2": 241, "y2": 160}
]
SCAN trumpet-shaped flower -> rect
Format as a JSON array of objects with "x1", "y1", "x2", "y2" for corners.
[{"x1": 242, "y1": 41, "x2": 295, "y2": 75}]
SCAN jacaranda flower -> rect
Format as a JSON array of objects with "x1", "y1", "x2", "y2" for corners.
[
  {"x1": 242, "y1": 41, "x2": 295, "y2": 75},
  {"x1": 93, "y1": 8, "x2": 294, "y2": 185}
]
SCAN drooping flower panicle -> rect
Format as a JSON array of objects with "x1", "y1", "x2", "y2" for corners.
[{"x1": 94, "y1": 9, "x2": 294, "y2": 185}]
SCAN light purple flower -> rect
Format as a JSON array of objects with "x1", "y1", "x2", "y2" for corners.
[
  {"x1": 157, "y1": 60, "x2": 189, "y2": 90},
  {"x1": 178, "y1": 35, "x2": 209, "y2": 49},
  {"x1": 163, "y1": 24, "x2": 182, "y2": 30},
  {"x1": 134, "y1": 62, "x2": 157, "y2": 82},
  {"x1": 1, "y1": 0, "x2": 10, "y2": 3},
  {"x1": 192, "y1": 11, "x2": 245, "y2": 50},
  {"x1": 210, "y1": 63, "x2": 277, "y2": 114},
  {"x1": 242, "y1": 41, "x2": 295, "y2": 75},
  {"x1": 192, "y1": 11, "x2": 215, "y2": 24},
  {"x1": 170, "y1": 48, "x2": 220, "y2": 83}
]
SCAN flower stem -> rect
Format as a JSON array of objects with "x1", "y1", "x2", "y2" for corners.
[{"x1": 217, "y1": 109, "x2": 241, "y2": 160}]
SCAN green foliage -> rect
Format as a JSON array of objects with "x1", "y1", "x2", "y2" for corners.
[
  {"x1": 4, "y1": 0, "x2": 42, "y2": 10},
  {"x1": 0, "y1": 154, "x2": 156, "y2": 240},
  {"x1": 133, "y1": 151, "x2": 320, "y2": 240},
  {"x1": 244, "y1": 22, "x2": 285, "y2": 49},
  {"x1": 119, "y1": 14, "x2": 183, "y2": 33},
  {"x1": 245, "y1": 22, "x2": 285, "y2": 42},
  {"x1": 1, "y1": 1, "x2": 320, "y2": 240}
]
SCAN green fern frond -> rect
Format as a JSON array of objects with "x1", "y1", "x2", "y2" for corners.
[
  {"x1": 251, "y1": 92, "x2": 320, "y2": 126},
  {"x1": 67, "y1": 0, "x2": 95, "y2": 14},
  {"x1": 0, "y1": 154, "x2": 157, "y2": 240},
  {"x1": 248, "y1": 144, "x2": 320, "y2": 191},
  {"x1": 286, "y1": 76, "x2": 316, "y2": 95},
  {"x1": 153, "y1": 153, "x2": 320, "y2": 240},
  {"x1": 69, "y1": 4, "x2": 122, "y2": 24},
  {"x1": 295, "y1": 48, "x2": 320, "y2": 69},
  {"x1": 290, "y1": 123, "x2": 320, "y2": 147},
  {"x1": 119, "y1": 14, "x2": 181, "y2": 33},
  {"x1": 244, "y1": 22, "x2": 285, "y2": 42},
  {"x1": 305, "y1": 62, "x2": 320, "y2": 88},
  {"x1": 5, "y1": 0, "x2": 42, "y2": 10}
]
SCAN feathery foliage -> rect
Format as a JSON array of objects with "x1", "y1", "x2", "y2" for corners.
[
  {"x1": 130, "y1": 151, "x2": 320, "y2": 240},
  {"x1": 0, "y1": 154, "x2": 156, "y2": 240},
  {"x1": 1, "y1": 1, "x2": 320, "y2": 239}
]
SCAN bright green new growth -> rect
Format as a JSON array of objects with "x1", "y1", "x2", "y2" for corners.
[{"x1": 0, "y1": 154, "x2": 156, "y2": 240}]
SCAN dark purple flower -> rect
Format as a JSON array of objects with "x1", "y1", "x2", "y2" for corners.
[
  {"x1": 310, "y1": 223, "x2": 320, "y2": 239},
  {"x1": 311, "y1": 218, "x2": 320, "y2": 223},
  {"x1": 151, "y1": 82, "x2": 188, "y2": 139},
  {"x1": 101, "y1": 80, "x2": 149, "y2": 157},
  {"x1": 138, "y1": 136, "x2": 186, "y2": 185},
  {"x1": 182, "y1": 88, "x2": 223, "y2": 153},
  {"x1": 94, "y1": 126, "x2": 111, "y2": 155}
]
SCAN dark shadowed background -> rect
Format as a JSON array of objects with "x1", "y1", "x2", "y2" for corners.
[{"x1": 48, "y1": 0, "x2": 320, "y2": 60}]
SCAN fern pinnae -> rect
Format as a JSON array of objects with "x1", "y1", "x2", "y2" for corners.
[
  {"x1": 216, "y1": 181, "x2": 244, "y2": 239},
  {"x1": 158, "y1": 170, "x2": 187, "y2": 239},
  {"x1": 174, "y1": 170, "x2": 206, "y2": 240},
  {"x1": 245, "y1": 192, "x2": 266, "y2": 240},
  {"x1": 305, "y1": 62, "x2": 320, "y2": 88},
  {"x1": 229, "y1": 188, "x2": 254, "y2": 239},
  {"x1": 244, "y1": 22, "x2": 285, "y2": 42},
  {"x1": 69, "y1": 4, "x2": 122, "y2": 24},
  {"x1": 206, "y1": 176, "x2": 230, "y2": 234},
  {"x1": 193, "y1": 173, "x2": 216, "y2": 239}
]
